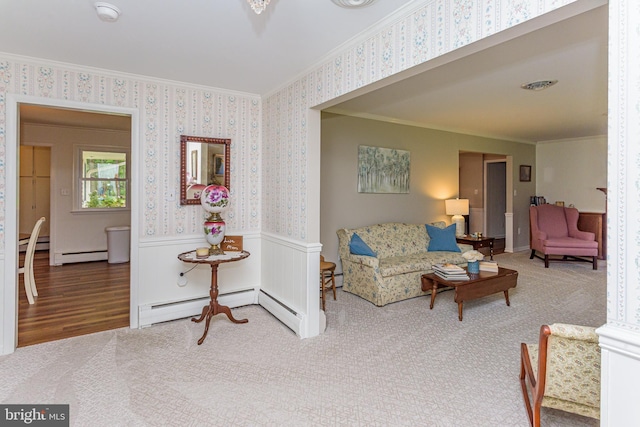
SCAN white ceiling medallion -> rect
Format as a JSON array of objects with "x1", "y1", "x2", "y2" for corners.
[
  {"x1": 520, "y1": 80, "x2": 558, "y2": 91},
  {"x1": 331, "y1": 0, "x2": 377, "y2": 8},
  {"x1": 247, "y1": 0, "x2": 271, "y2": 14},
  {"x1": 94, "y1": 2, "x2": 121, "y2": 22}
]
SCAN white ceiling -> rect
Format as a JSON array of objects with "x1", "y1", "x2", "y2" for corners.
[
  {"x1": 326, "y1": 4, "x2": 608, "y2": 143},
  {"x1": 3, "y1": 1, "x2": 608, "y2": 143},
  {"x1": 0, "y1": 0, "x2": 412, "y2": 95}
]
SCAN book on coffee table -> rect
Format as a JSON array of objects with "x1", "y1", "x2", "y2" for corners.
[
  {"x1": 433, "y1": 264, "x2": 470, "y2": 281},
  {"x1": 434, "y1": 271, "x2": 470, "y2": 281},
  {"x1": 479, "y1": 261, "x2": 499, "y2": 272}
]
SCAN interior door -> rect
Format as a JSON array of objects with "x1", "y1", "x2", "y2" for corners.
[
  {"x1": 485, "y1": 161, "x2": 506, "y2": 238},
  {"x1": 19, "y1": 145, "x2": 51, "y2": 238}
]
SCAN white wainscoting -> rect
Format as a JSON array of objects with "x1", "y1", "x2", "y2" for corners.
[
  {"x1": 261, "y1": 232, "x2": 323, "y2": 339},
  {"x1": 136, "y1": 232, "x2": 261, "y2": 327},
  {"x1": 137, "y1": 232, "x2": 325, "y2": 338}
]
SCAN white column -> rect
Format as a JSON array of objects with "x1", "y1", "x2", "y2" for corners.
[{"x1": 596, "y1": 1, "x2": 640, "y2": 425}]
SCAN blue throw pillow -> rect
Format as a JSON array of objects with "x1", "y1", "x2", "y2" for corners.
[
  {"x1": 426, "y1": 223, "x2": 461, "y2": 252},
  {"x1": 349, "y1": 233, "x2": 377, "y2": 257}
]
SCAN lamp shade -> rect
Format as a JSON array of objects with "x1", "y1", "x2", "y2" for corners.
[{"x1": 445, "y1": 199, "x2": 469, "y2": 216}]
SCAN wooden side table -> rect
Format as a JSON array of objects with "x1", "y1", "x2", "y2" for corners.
[
  {"x1": 178, "y1": 250, "x2": 250, "y2": 345},
  {"x1": 456, "y1": 235, "x2": 495, "y2": 260}
]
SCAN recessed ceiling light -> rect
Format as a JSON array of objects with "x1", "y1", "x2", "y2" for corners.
[
  {"x1": 520, "y1": 80, "x2": 558, "y2": 91},
  {"x1": 95, "y1": 2, "x2": 121, "y2": 22},
  {"x1": 331, "y1": 0, "x2": 376, "y2": 8}
]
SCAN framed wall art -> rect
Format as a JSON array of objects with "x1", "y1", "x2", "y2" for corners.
[
  {"x1": 520, "y1": 165, "x2": 531, "y2": 182},
  {"x1": 357, "y1": 145, "x2": 410, "y2": 194}
]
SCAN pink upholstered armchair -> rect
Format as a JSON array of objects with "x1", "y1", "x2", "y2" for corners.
[{"x1": 529, "y1": 204, "x2": 598, "y2": 269}]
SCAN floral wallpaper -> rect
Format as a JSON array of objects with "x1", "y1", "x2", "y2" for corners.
[
  {"x1": 262, "y1": 0, "x2": 577, "y2": 240},
  {"x1": 0, "y1": 57, "x2": 261, "y2": 250}
]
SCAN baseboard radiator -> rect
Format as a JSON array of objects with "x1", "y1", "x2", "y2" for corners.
[
  {"x1": 258, "y1": 290, "x2": 304, "y2": 336},
  {"x1": 54, "y1": 250, "x2": 108, "y2": 265},
  {"x1": 138, "y1": 288, "x2": 257, "y2": 328}
]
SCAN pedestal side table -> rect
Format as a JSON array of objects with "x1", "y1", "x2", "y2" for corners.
[{"x1": 178, "y1": 250, "x2": 250, "y2": 345}]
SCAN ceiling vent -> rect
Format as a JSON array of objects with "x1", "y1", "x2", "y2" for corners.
[
  {"x1": 520, "y1": 80, "x2": 558, "y2": 91},
  {"x1": 331, "y1": 0, "x2": 376, "y2": 8}
]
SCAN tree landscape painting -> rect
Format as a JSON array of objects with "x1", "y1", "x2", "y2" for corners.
[{"x1": 357, "y1": 145, "x2": 410, "y2": 194}]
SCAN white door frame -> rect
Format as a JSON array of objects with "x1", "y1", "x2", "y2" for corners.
[
  {"x1": 483, "y1": 156, "x2": 514, "y2": 253},
  {"x1": 3, "y1": 94, "x2": 140, "y2": 354}
]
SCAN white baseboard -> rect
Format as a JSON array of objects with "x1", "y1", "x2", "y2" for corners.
[
  {"x1": 138, "y1": 288, "x2": 258, "y2": 328},
  {"x1": 54, "y1": 250, "x2": 108, "y2": 265},
  {"x1": 258, "y1": 290, "x2": 304, "y2": 337}
]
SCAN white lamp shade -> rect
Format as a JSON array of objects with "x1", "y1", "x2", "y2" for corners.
[
  {"x1": 445, "y1": 199, "x2": 469, "y2": 215},
  {"x1": 445, "y1": 199, "x2": 469, "y2": 237}
]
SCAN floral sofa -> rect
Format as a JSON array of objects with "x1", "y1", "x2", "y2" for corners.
[{"x1": 336, "y1": 222, "x2": 472, "y2": 306}]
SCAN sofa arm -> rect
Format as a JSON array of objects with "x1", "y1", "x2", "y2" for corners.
[
  {"x1": 458, "y1": 243, "x2": 473, "y2": 252},
  {"x1": 341, "y1": 253, "x2": 379, "y2": 268}
]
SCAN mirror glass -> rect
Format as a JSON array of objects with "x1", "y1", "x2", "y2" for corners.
[{"x1": 180, "y1": 135, "x2": 230, "y2": 205}]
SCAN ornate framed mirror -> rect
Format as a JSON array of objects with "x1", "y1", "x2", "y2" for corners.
[{"x1": 180, "y1": 135, "x2": 230, "y2": 205}]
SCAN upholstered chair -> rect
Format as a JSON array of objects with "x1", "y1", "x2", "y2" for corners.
[
  {"x1": 18, "y1": 217, "x2": 46, "y2": 304},
  {"x1": 529, "y1": 204, "x2": 598, "y2": 269},
  {"x1": 520, "y1": 324, "x2": 601, "y2": 426}
]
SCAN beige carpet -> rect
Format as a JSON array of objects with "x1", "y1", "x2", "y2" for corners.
[{"x1": 0, "y1": 251, "x2": 605, "y2": 426}]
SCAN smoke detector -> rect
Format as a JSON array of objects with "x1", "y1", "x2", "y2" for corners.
[
  {"x1": 95, "y1": 2, "x2": 121, "y2": 22},
  {"x1": 520, "y1": 80, "x2": 558, "y2": 91},
  {"x1": 331, "y1": 0, "x2": 376, "y2": 8}
]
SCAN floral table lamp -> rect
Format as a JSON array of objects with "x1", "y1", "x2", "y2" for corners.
[{"x1": 200, "y1": 184, "x2": 229, "y2": 255}]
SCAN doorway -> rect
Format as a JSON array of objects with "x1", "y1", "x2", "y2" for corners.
[
  {"x1": 484, "y1": 160, "x2": 507, "y2": 238},
  {"x1": 17, "y1": 105, "x2": 133, "y2": 346},
  {"x1": 4, "y1": 95, "x2": 140, "y2": 353}
]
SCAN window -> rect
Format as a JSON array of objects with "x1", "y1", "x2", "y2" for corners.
[{"x1": 77, "y1": 148, "x2": 129, "y2": 210}]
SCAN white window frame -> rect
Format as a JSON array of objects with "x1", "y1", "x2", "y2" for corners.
[{"x1": 74, "y1": 145, "x2": 130, "y2": 212}]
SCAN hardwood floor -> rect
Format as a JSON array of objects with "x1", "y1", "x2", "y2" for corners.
[{"x1": 18, "y1": 251, "x2": 130, "y2": 347}]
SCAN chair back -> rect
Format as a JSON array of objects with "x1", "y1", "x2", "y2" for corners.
[
  {"x1": 544, "y1": 324, "x2": 601, "y2": 409},
  {"x1": 24, "y1": 217, "x2": 46, "y2": 264},
  {"x1": 531, "y1": 204, "x2": 572, "y2": 238}
]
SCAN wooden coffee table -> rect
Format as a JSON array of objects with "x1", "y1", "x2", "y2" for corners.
[{"x1": 421, "y1": 267, "x2": 518, "y2": 320}]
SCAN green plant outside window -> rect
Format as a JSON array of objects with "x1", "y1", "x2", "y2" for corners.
[{"x1": 81, "y1": 150, "x2": 128, "y2": 209}]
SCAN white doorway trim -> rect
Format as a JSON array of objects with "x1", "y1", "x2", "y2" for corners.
[
  {"x1": 3, "y1": 94, "x2": 140, "y2": 354},
  {"x1": 483, "y1": 156, "x2": 514, "y2": 253}
]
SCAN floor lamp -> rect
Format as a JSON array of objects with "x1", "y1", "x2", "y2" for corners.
[{"x1": 445, "y1": 198, "x2": 469, "y2": 237}]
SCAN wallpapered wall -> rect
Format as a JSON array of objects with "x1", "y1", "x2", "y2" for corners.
[
  {"x1": 0, "y1": 58, "x2": 261, "y2": 250},
  {"x1": 262, "y1": 0, "x2": 578, "y2": 241}
]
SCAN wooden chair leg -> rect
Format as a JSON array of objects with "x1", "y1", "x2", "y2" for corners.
[
  {"x1": 530, "y1": 249, "x2": 536, "y2": 260},
  {"x1": 593, "y1": 256, "x2": 598, "y2": 270},
  {"x1": 544, "y1": 255, "x2": 550, "y2": 268},
  {"x1": 18, "y1": 266, "x2": 35, "y2": 305},
  {"x1": 320, "y1": 274, "x2": 326, "y2": 311},
  {"x1": 26, "y1": 258, "x2": 38, "y2": 297},
  {"x1": 520, "y1": 344, "x2": 535, "y2": 427},
  {"x1": 330, "y1": 272, "x2": 336, "y2": 301}
]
